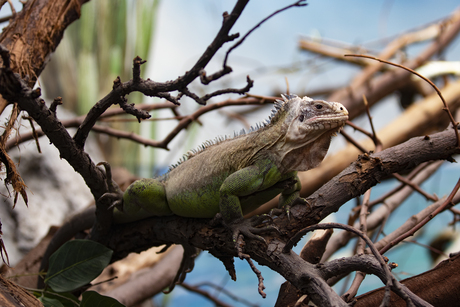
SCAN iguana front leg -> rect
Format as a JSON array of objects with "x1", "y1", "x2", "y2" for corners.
[
  {"x1": 278, "y1": 174, "x2": 302, "y2": 218},
  {"x1": 219, "y1": 160, "x2": 292, "y2": 246}
]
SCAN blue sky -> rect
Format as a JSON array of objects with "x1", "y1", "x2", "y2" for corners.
[
  {"x1": 149, "y1": 1, "x2": 460, "y2": 95},
  {"x1": 148, "y1": 2, "x2": 460, "y2": 306},
  {"x1": 146, "y1": 0, "x2": 460, "y2": 168}
]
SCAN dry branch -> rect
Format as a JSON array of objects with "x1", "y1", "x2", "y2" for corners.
[
  {"x1": 329, "y1": 8, "x2": 460, "y2": 119},
  {"x1": 354, "y1": 253, "x2": 460, "y2": 306},
  {"x1": 321, "y1": 160, "x2": 444, "y2": 262},
  {"x1": 98, "y1": 127, "x2": 459, "y2": 306},
  {"x1": 254, "y1": 78, "x2": 460, "y2": 216},
  {"x1": 0, "y1": 1, "x2": 459, "y2": 305}
]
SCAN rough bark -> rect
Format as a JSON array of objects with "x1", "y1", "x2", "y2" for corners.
[
  {"x1": 0, "y1": 274, "x2": 42, "y2": 307},
  {"x1": 101, "y1": 128, "x2": 459, "y2": 306},
  {"x1": 0, "y1": 1, "x2": 458, "y2": 305},
  {"x1": 354, "y1": 253, "x2": 460, "y2": 307},
  {"x1": 0, "y1": 0, "x2": 88, "y2": 305},
  {"x1": 0, "y1": 0, "x2": 88, "y2": 83}
]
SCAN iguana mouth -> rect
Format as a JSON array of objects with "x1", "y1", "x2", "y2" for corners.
[{"x1": 306, "y1": 114, "x2": 348, "y2": 130}]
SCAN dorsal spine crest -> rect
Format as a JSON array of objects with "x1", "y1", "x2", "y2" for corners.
[{"x1": 168, "y1": 94, "x2": 296, "y2": 171}]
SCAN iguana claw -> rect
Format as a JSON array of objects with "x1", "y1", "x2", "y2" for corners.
[
  {"x1": 271, "y1": 197, "x2": 310, "y2": 221},
  {"x1": 99, "y1": 193, "x2": 123, "y2": 210},
  {"x1": 97, "y1": 162, "x2": 124, "y2": 210},
  {"x1": 270, "y1": 206, "x2": 291, "y2": 220},
  {"x1": 224, "y1": 215, "x2": 279, "y2": 256},
  {"x1": 250, "y1": 214, "x2": 275, "y2": 225}
]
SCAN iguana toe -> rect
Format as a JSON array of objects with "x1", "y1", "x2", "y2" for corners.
[
  {"x1": 270, "y1": 206, "x2": 291, "y2": 220},
  {"x1": 99, "y1": 194, "x2": 123, "y2": 210},
  {"x1": 226, "y1": 216, "x2": 280, "y2": 255},
  {"x1": 97, "y1": 161, "x2": 124, "y2": 210}
]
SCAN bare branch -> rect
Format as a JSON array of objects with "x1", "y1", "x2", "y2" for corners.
[
  {"x1": 223, "y1": 0, "x2": 307, "y2": 68},
  {"x1": 72, "y1": 0, "x2": 254, "y2": 149},
  {"x1": 346, "y1": 54, "x2": 460, "y2": 146},
  {"x1": 179, "y1": 283, "x2": 233, "y2": 307},
  {"x1": 328, "y1": 9, "x2": 460, "y2": 120},
  {"x1": 379, "y1": 178, "x2": 460, "y2": 254},
  {"x1": 322, "y1": 161, "x2": 444, "y2": 262}
]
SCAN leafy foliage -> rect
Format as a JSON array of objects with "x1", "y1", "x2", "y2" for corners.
[
  {"x1": 80, "y1": 291, "x2": 125, "y2": 307},
  {"x1": 45, "y1": 240, "x2": 113, "y2": 293}
]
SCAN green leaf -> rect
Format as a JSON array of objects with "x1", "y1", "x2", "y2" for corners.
[
  {"x1": 39, "y1": 296, "x2": 66, "y2": 307},
  {"x1": 45, "y1": 240, "x2": 113, "y2": 293},
  {"x1": 36, "y1": 290, "x2": 79, "y2": 307},
  {"x1": 80, "y1": 291, "x2": 125, "y2": 307}
]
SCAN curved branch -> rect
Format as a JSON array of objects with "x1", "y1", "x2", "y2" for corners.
[
  {"x1": 283, "y1": 223, "x2": 422, "y2": 306},
  {"x1": 328, "y1": 9, "x2": 460, "y2": 120},
  {"x1": 6, "y1": 97, "x2": 274, "y2": 151},
  {"x1": 222, "y1": 0, "x2": 307, "y2": 68},
  {"x1": 301, "y1": 128, "x2": 460, "y2": 224},
  {"x1": 0, "y1": 44, "x2": 114, "y2": 235},
  {"x1": 345, "y1": 54, "x2": 460, "y2": 146},
  {"x1": 98, "y1": 128, "x2": 458, "y2": 307},
  {"x1": 73, "y1": 0, "x2": 252, "y2": 149}
]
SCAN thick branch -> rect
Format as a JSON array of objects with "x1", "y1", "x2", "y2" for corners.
[
  {"x1": 99, "y1": 128, "x2": 459, "y2": 306},
  {"x1": 355, "y1": 254, "x2": 460, "y2": 307},
  {"x1": 0, "y1": 45, "x2": 110, "y2": 227},
  {"x1": 0, "y1": 0, "x2": 89, "y2": 86},
  {"x1": 303, "y1": 128, "x2": 460, "y2": 223}
]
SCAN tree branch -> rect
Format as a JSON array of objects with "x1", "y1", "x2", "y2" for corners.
[
  {"x1": 71, "y1": 0, "x2": 253, "y2": 149},
  {"x1": 98, "y1": 128, "x2": 458, "y2": 306}
]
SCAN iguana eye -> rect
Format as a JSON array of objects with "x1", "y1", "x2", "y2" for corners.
[
  {"x1": 299, "y1": 115, "x2": 304, "y2": 122},
  {"x1": 315, "y1": 104, "x2": 323, "y2": 110}
]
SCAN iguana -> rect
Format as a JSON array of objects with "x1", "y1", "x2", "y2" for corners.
[{"x1": 107, "y1": 94, "x2": 348, "y2": 243}]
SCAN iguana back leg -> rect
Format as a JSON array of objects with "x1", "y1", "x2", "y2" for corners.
[{"x1": 114, "y1": 178, "x2": 172, "y2": 223}]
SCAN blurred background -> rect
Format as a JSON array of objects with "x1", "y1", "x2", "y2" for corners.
[{"x1": 1, "y1": 1, "x2": 460, "y2": 306}]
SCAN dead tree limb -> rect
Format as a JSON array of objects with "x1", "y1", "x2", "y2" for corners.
[{"x1": 100, "y1": 127, "x2": 459, "y2": 306}]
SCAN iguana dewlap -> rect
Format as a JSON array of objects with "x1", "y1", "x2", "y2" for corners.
[{"x1": 112, "y1": 95, "x2": 348, "y2": 230}]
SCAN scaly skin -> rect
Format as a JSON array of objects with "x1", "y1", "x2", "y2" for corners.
[{"x1": 111, "y1": 95, "x2": 348, "y2": 241}]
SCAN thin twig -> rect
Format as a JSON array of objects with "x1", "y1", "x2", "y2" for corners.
[
  {"x1": 363, "y1": 94, "x2": 382, "y2": 151},
  {"x1": 191, "y1": 282, "x2": 259, "y2": 307},
  {"x1": 342, "y1": 189, "x2": 372, "y2": 302},
  {"x1": 222, "y1": 0, "x2": 307, "y2": 68},
  {"x1": 22, "y1": 116, "x2": 41, "y2": 153},
  {"x1": 179, "y1": 283, "x2": 233, "y2": 307},
  {"x1": 345, "y1": 120, "x2": 375, "y2": 139},
  {"x1": 379, "y1": 177, "x2": 460, "y2": 254},
  {"x1": 391, "y1": 173, "x2": 438, "y2": 202},
  {"x1": 367, "y1": 162, "x2": 433, "y2": 208},
  {"x1": 340, "y1": 129, "x2": 367, "y2": 153},
  {"x1": 345, "y1": 54, "x2": 460, "y2": 146}
]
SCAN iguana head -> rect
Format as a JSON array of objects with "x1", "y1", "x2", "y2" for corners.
[
  {"x1": 271, "y1": 94, "x2": 348, "y2": 171},
  {"x1": 280, "y1": 95, "x2": 348, "y2": 143}
]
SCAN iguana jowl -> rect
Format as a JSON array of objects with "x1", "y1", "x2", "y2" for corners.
[{"x1": 111, "y1": 95, "x2": 348, "y2": 241}]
